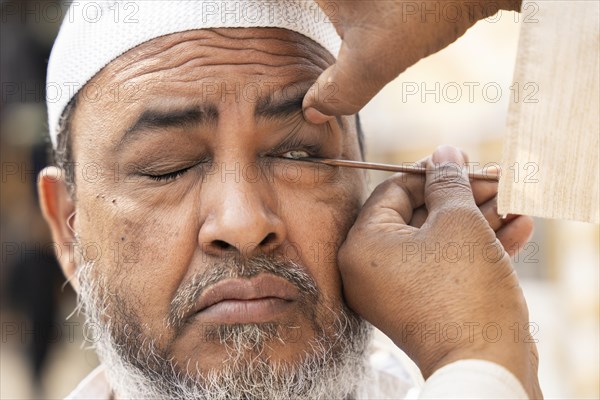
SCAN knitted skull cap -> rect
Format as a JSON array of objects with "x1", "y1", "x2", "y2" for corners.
[{"x1": 46, "y1": 0, "x2": 341, "y2": 147}]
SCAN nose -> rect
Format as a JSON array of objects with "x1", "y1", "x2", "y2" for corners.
[{"x1": 198, "y1": 175, "x2": 286, "y2": 258}]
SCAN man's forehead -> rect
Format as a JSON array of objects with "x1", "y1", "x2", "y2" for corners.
[
  {"x1": 80, "y1": 28, "x2": 333, "y2": 129},
  {"x1": 98, "y1": 28, "x2": 333, "y2": 78}
]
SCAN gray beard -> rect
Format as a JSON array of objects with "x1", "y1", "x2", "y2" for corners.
[{"x1": 75, "y1": 256, "x2": 373, "y2": 399}]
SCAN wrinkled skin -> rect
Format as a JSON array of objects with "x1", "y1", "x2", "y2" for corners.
[
  {"x1": 40, "y1": 28, "x2": 367, "y2": 372},
  {"x1": 39, "y1": 27, "x2": 540, "y2": 399},
  {"x1": 339, "y1": 146, "x2": 542, "y2": 399},
  {"x1": 303, "y1": 0, "x2": 522, "y2": 122}
]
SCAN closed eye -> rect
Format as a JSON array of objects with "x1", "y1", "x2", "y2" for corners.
[
  {"x1": 146, "y1": 167, "x2": 192, "y2": 182},
  {"x1": 140, "y1": 157, "x2": 210, "y2": 182}
]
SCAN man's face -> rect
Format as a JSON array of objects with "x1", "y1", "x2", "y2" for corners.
[{"x1": 68, "y1": 28, "x2": 369, "y2": 397}]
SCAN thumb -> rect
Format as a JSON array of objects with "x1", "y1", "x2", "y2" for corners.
[
  {"x1": 302, "y1": 43, "x2": 386, "y2": 123},
  {"x1": 424, "y1": 145, "x2": 476, "y2": 214}
]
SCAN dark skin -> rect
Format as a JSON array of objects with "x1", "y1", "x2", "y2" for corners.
[
  {"x1": 39, "y1": 28, "x2": 539, "y2": 396},
  {"x1": 339, "y1": 146, "x2": 542, "y2": 399},
  {"x1": 40, "y1": 28, "x2": 367, "y2": 371},
  {"x1": 303, "y1": 0, "x2": 523, "y2": 122}
]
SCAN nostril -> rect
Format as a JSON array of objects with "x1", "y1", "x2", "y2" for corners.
[
  {"x1": 213, "y1": 240, "x2": 231, "y2": 250},
  {"x1": 260, "y1": 232, "x2": 277, "y2": 247}
]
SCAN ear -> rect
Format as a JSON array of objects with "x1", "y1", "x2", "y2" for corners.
[{"x1": 38, "y1": 166, "x2": 79, "y2": 292}]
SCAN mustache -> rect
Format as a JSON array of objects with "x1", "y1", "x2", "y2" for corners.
[{"x1": 167, "y1": 255, "x2": 319, "y2": 332}]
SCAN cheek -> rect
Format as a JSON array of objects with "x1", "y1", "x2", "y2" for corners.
[
  {"x1": 276, "y1": 169, "x2": 365, "y2": 300},
  {"x1": 76, "y1": 186, "x2": 200, "y2": 338}
]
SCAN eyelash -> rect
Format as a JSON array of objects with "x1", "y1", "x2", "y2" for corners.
[
  {"x1": 147, "y1": 167, "x2": 193, "y2": 182},
  {"x1": 143, "y1": 158, "x2": 207, "y2": 182}
]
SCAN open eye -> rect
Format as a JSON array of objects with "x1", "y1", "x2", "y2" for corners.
[{"x1": 279, "y1": 150, "x2": 310, "y2": 160}]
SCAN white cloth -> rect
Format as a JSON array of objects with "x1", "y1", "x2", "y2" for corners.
[
  {"x1": 46, "y1": 0, "x2": 341, "y2": 147},
  {"x1": 65, "y1": 342, "x2": 528, "y2": 399},
  {"x1": 418, "y1": 360, "x2": 528, "y2": 399}
]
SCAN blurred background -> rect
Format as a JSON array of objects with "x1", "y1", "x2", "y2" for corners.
[{"x1": 1, "y1": 1, "x2": 598, "y2": 398}]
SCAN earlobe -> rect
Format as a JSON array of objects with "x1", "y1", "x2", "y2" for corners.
[{"x1": 38, "y1": 166, "x2": 79, "y2": 291}]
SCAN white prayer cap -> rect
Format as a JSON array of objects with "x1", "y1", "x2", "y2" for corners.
[{"x1": 46, "y1": 0, "x2": 341, "y2": 148}]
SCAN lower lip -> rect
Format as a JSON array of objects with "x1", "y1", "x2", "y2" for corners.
[{"x1": 195, "y1": 298, "x2": 294, "y2": 324}]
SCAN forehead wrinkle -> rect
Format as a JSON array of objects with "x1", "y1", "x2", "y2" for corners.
[
  {"x1": 116, "y1": 42, "x2": 316, "y2": 77},
  {"x1": 117, "y1": 61, "x2": 323, "y2": 87},
  {"x1": 106, "y1": 38, "x2": 212, "y2": 77},
  {"x1": 110, "y1": 51, "x2": 325, "y2": 87},
  {"x1": 95, "y1": 28, "x2": 333, "y2": 87},
  {"x1": 209, "y1": 28, "x2": 334, "y2": 66}
]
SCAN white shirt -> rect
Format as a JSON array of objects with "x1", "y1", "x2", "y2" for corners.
[{"x1": 66, "y1": 339, "x2": 528, "y2": 399}]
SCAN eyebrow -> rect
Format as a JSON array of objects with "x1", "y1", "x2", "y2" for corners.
[
  {"x1": 117, "y1": 105, "x2": 219, "y2": 149},
  {"x1": 255, "y1": 88, "x2": 346, "y2": 130},
  {"x1": 254, "y1": 89, "x2": 306, "y2": 120},
  {"x1": 116, "y1": 86, "x2": 345, "y2": 150}
]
